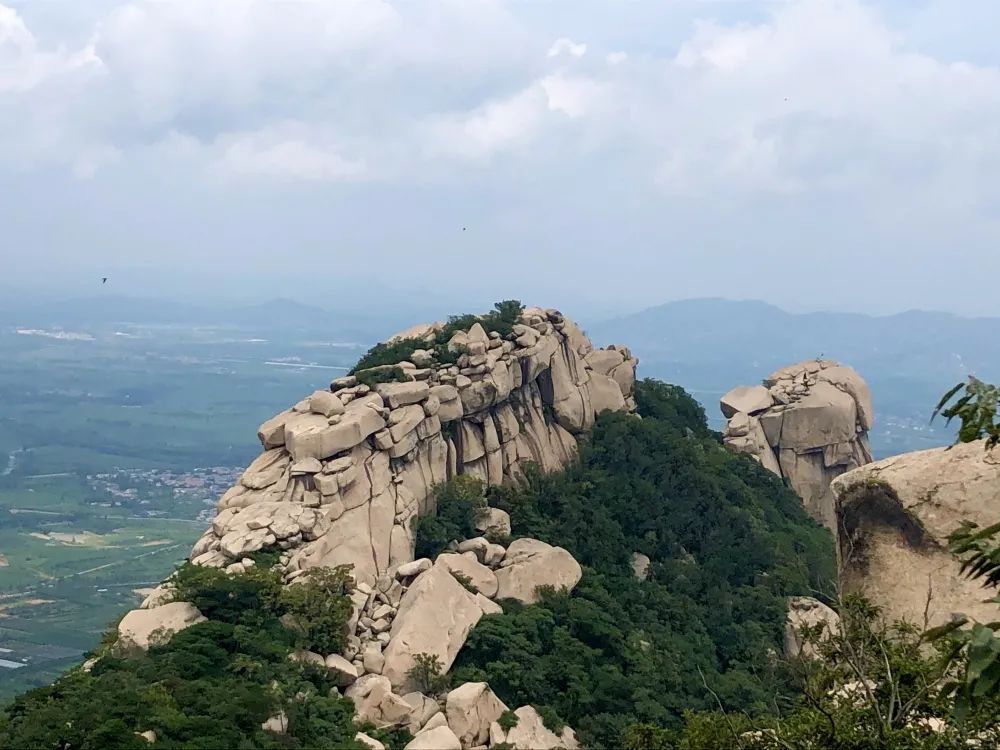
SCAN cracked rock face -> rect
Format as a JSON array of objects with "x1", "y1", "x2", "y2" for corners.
[
  {"x1": 720, "y1": 359, "x2": 874, "y2": 532},
  {"x1": 186, "y1": 307, "x2": 636, "y2": 587},
  {"x1": 118, "y1": 307, "x2": 618, "y2": 747}
]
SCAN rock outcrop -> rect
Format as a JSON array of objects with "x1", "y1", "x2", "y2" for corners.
[
  {"x1": 491, "y1": 706, "x2": 580, "y2": 750},
  {"x1": 833, "y1": 440, "x2": 1000, "y2": 628},
  {"x1": 720, "y1": 359, "x2": 874, "y2": 531},
  {"x1": 115, "y1": 602, "x2": 206, "y2": 654},
  {"x1": 110, "y1": 306, "x2": 628, "y2": 747},
  {"x1": 785, "y1": 596, "x2": 840, "y2": 659},
  {"x1": 187, "y1": 306, "x2": 635, "y2": 586}
]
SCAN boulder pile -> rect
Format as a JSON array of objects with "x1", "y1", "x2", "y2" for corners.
[
  {"x1": 720, "y1": 359, "x2": 874, "y2": 531},
  {"x1": 182, "y1": 306, "x2": 635, "y2": 586},
  {"x1": 120, "y1": 306, "x2": 631, "y2": 746}
]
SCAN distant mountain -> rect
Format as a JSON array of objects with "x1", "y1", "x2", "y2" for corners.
[{"x1": 589, "y1": 298, "x2": 1000, "y2": 457}]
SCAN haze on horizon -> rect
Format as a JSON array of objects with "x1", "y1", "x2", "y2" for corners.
[{"x1": 2, "y1": 0, "x2": 999, "y2": 317}]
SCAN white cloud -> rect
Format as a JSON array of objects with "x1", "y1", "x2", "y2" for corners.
[
  {"x1": 213, "y1": 125, "x2": 366, "y2": 182},
  {"x1": 547, "y1": 37, "x2": 587, "y2": 59},
  {"x1": 0, "y1": 4, "x2": 101, "y2": 93},
  {"x1": 4, "y1": 0, "x2": 1000, "y2": 314}
]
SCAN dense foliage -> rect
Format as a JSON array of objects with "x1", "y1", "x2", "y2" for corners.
[
  {"x1": 0, "y1": 563, "x2": 399, "y2": 750},
  {"x1": 445, "y1": 380, "x2": 836, "y2": 747},
  {"x1": 413, "y1": 474, "x2": 490, "y2": 559},
  {"x1": 350, "y1": 299, "x2": 524, "y2": 373},
  {"x1": 665, "y1": 596, "x2": 1000, "y2": 750}
]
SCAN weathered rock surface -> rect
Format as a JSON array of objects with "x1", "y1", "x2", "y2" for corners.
[
  {"x1": 833, "y1": 440, "x2": 1000, "y2": 628},
  {"x1": 445, "y1": 682, "x2": 508, "y2": 748},
  {"x1": 494, "y1": 538, "x2": 583, "y2": 604},
  {"x1": 153, "y1": 307, "x2": 611, "y2": 744},
  {"x1": 785, "y1": 596, "x2": 840, "y2": 659},
  {"x1": 192, "y1": 308, "x2": 636, "y2": 588},
  {"x1": 404, "y1": 725, "x2": 462, "y2": 750},
  {"x1": 116, "y1": 602, "x2": 206, "y2": 653},
  {"x1": 494, "y1": 706, "x2": 580, "y2": 750},
  {"x1": 720, "y1": 359, "x2": 873, "y2": 531},
  {"x1": 381, "y1": 563, "x2": 487, "y2": 690}
]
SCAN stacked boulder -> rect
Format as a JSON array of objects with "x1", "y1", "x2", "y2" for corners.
[
  {"x1": 180, "y1": 306, "x2": 635, "y2": 587},
  {"x1": 122, "y1": 306, "x2": 626, "y2": 746},
  {"x1": 279, "y1": 530, "x2": 582, "y2": 749},
  {"x1": 720, "y1": 359, "x2": 874, "y2": 532}
]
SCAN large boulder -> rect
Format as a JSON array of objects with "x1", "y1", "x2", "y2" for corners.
[
  {"x1": 721, "y1": 359, "x2": 873, "y2": 532},
  {"x1": 785, "y1": 596, "x2": 840, "y2": 659},
  {"x1": 833, "y1": 440, "x2": 1000, "y2": 628},
  {"x1": 720, "y1": 385, "x2": 773, "y2": 418},
  {"x1": 445, "y1": 682, "x2": 508, "y2": 747},
  {"x1": 494, "y1": 538, "x2": 582, "y2": 604},
  {"x1": 116, "y1": 602, "x2": 206, "y2": 653},
  {"x1": 381, "y1": 564, "x2": 486, "y2": 689},
  {"x1": 404, "y1": 725, "x2": 462, "y2": 750},
  {"x1": 495, "y1": 706, "x2": 579, "y2": 750}
]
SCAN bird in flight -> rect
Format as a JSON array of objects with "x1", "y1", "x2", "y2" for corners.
[
  {"x1": 462, "y1": 227, "x2": 467, "y2": 231},
  {"x1": 101, "y1": 277, "x2": 108, "y2": 284}
]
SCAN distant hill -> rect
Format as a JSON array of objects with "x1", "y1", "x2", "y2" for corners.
[{"x1": 589, "y1": 298, "x2": 1000, "y2": 457}]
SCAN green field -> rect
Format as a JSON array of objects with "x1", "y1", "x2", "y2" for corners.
[{"x1": 0, "y1": 319, "x2": 370, "y2": 699}]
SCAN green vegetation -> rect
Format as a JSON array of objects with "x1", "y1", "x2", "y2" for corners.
[
  {"x1": 661, "y1": 596, "x2": 1000, "y2": 749},
  {"x1": 0, "y1": 561, "x2": 383, "y2": 749},
  {"x1": 933, "y1": 376, "x2": 999, "y2": 448},
  {"x1": 350, "y1": 300, "x2": 524, "y2": 374},
  {"x1": 445, "y1": 380, "x2": 836, "y2": 748},
  {"x1": 407, "y1": 652, "x2": 450, "y2": 697},
  {"x1": 354, "y1": 365, "x2": 408, "y2": 388},
  {"x1": 413, "y1": 475, "x2": 487, "y2": 559}
]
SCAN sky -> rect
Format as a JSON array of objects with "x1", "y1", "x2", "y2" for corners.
[{"x1": 2, "y1": 0, "x2": 1000, "y2": 318}]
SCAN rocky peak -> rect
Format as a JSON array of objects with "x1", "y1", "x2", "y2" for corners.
[
  {"x1": 720, "y1": 358, "x2": 873, "y2": 531},
  {"x1": 184, "y1": 306, "x2": 636, "y2": 586},
  {"x1": 119, "y1": 306, "x2": 632, "y2": 748}
]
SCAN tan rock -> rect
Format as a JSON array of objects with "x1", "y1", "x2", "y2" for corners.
[
  {"x1": 495, "y1": 538, "x2": 582, "y2": 604},
  {"x1": 437, "y1": 552, "x2": 499, "y2": 598},
  {"x1": 261, "y1": 711, "x2": 288, "y2": 733},
  {"x1": 117, "y1": 602, "x2": 206, "y2": 653},
  {"x1": 240, "y1": 448, "x2": 290, "y2": 490},
  {"x1": 504, "y1": 706, "x2": 578, "y2": 749},
  {"x1": 375, "y1": 381, "x2": 430, "y2": 408},
  {"x1": 286, "y1": 410, "x2": 386, "y2": 461},
  {"x1": 310, "y1": 390, "x2": 345, "y2": 418},
  {"x1": 325, "y1": 653, "x2": 359, "y2": 687},
  {"x1": 631, "y1": 552, "x2": 650, "y2": 580},
  {"x1": 405, "y1": 725, "x2": 462, "y2": 750},
  {"x1": 356, "y1": 732, "x2": 386, "y2": 750},
  {"x1": 785, "y1": 596, "x2": 840, "y2": 659},
  {"x1": 720, "y1": 385, "x2": 773, "y2": 418},
  {"x1": 475, "y1": 507, "x2": 511, "y2": 538},
  {"x1": 258, "y1": 409, "x2": 294, "y2": 449},
  {"x1": 381, "y1": 564, "x2": 484, "y2": 689},
  {"x1": 445, "y1": 682, "x2": 508, "y2": 747},
  {"x1": 833, "y1": 440, "x2": 1000, "y2": 628}
]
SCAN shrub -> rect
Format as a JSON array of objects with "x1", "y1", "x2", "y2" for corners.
[
  {"x1": 407, "y1": 653, "x2": 450, "y2": 696},
  {"x1": 413, "y1": 475, "x2": 488, "y2": 559}
]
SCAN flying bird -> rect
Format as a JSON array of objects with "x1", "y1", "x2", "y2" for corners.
[{"x1": 101, "y1": 277, "x2": 108, "y2": 284}]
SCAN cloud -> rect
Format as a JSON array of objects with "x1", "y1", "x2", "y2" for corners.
[
  {"x1": 0, "y1": 4, "x2": 101, "y2": 93},
  {"x1": 3, "y1": 0, "x2": 1000, "y2": 313},
  {"x1": 547, "y1": 37, "x2": 587, "y2": 59},
  {"x1": 213, "y1": 125, "x2": 367, "y2": 182}
]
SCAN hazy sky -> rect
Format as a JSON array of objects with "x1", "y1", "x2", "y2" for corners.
[{"x1": 3, "y1": 0, "x2": 1000, "y2": 317}]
